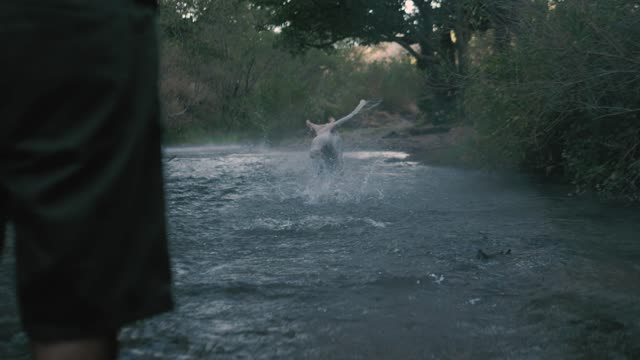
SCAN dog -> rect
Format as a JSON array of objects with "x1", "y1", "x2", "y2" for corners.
[{"x1": 306, "y1": 100, "x2": 377, "y2": 173}]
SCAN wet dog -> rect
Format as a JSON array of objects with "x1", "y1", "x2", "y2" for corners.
[{"x1": 306, "y1": 100, "x2": 377, "y2": 173}]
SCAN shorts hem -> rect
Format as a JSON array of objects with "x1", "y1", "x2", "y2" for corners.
[{"x1": 24, "y1": 297, "x2": 174, "y2": 343}]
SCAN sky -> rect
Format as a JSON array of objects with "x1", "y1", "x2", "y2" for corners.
[{"x1": 404, "y1": 0, "x2": 416, "y2": 14}]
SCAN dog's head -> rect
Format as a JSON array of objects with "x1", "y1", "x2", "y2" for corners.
[
  {"x1": 307, "y1": 118, "x2": 339, "y2": 136},
  {"x1": 306, "y1": 120, "x2": 320, "y2": 135}
]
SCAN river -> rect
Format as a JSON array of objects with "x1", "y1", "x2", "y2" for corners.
[{"x1": 1, "y1": 145, "x2": 639, "y2": 359}]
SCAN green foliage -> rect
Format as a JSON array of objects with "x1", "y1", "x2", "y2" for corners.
[
  {"x1": 158, "y1": 0, "x2": 640, "y2": 199},
  {"x1": 158, "y1": 1, "x2": 422, "y2": 143},
  {"x1": 467, "y1": 0, "x2": 640, "y2": 199},
  {"x1": 251, "y1": 0, "x2": 408, "y2": 49},
  {"x1": 250, "y1": 0, "x2": 511, "y2": 123}
]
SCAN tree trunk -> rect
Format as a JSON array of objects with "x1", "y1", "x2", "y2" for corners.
[{"x1": 454, "y1": 2, "x2": 471, "y2": 121}]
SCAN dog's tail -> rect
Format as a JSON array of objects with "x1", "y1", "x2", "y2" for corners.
[{"x1": 332, "y1": 99, "x2": 381, "y2": 129}]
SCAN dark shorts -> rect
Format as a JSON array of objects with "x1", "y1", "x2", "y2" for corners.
[{"x1": 0, "y1": 0, "x2": 173, "y2": 342}]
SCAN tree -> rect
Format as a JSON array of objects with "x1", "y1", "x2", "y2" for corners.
[
  {"x1": 158, "y1": 0, "x2": 288, "y2": 133},
  {"x1": 252, "y1": 0, "x2": 502, "y2": 123}
]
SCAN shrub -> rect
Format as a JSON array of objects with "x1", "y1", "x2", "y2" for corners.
[{"x1": 467, "y1": 0, "x2": 640, "y2": 199}]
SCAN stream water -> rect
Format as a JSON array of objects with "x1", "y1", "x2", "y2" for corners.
[{"x1": 1, "y1": 145, "x2": 639, "y2": 359}]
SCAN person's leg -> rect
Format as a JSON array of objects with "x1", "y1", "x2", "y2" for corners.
[
  {"x1": 1, "y1": 1, "x2": 172, "y2": 357},
  {"x1": 0, "y1": 190, "x2": 5, "y2": 255},
  {"x1": 32, "y1": 334, "x2": 118, "y2": 360},
  {"x1": 2, "y1": 189, "x2": 123, "y2": 360}
]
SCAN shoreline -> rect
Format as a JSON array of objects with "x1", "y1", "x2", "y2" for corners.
[{"x1": 165, "y1": 111, "x2": 478, "y2": 168}]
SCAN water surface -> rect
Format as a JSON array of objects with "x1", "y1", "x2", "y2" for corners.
[{"x1": 1, "y1": 145, "x2": 639, "y2": 359}]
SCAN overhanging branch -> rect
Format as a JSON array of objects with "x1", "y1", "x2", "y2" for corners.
[
  {"x1": 392, "y1": 38, "x2": 423, "y2": 60},
  {"x1": 380, "y1": 34, "x2": 425, "y2": 63}
]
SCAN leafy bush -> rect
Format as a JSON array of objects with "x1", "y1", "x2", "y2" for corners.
[{"x1": 467, "y1": 0, "x2": 640, "y2": 199}]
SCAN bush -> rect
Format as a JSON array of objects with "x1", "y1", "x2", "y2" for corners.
[{"x1": 467, "y1": 0, "x2": 640, "y2": 199}]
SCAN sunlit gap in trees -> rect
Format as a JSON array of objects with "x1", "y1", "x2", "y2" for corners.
[
  {"x1": 404, "y1": 1, "x2": 455, "y2": 44},
  {"x1": 174, "y1": 0, "x2": 204, "y2": 21},
  {"x1": 272, "y1": 22, "x2": 289, "y2": 34},
  {"x1": 403, "y1": 0, "x2": 442, "y2": 14}
]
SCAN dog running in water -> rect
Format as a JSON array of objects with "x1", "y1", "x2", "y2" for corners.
[{"x1": 306, "y1": 100, "x2": 379, "y2": 173}]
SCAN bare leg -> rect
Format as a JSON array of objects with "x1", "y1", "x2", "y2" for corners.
[{"x1": 32, "y1": 334, "x2": 119, "y2": 360}]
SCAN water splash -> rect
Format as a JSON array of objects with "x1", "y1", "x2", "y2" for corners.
[
  {"x1": 298, "y1": 151, "x2": 409, "y2": 204},
  {"x1": 234, "y1": 215, "x2": 388, "y2": 232}
]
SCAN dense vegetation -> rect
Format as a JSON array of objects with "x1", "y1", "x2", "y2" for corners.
[
  {"x1": 467, "y1": 0, "x2": 640, "y2": 199},
  {"x1": 158, "y1": 0, "x2": 640, "y2": 199},
  {"x1": 158, "y1": 0, "x2": 422, "y2": 143}
]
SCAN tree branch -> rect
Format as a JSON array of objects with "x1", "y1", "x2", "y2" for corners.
[{"x1": 391, "y1": 37, "x2": 423, "y2": 60}]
